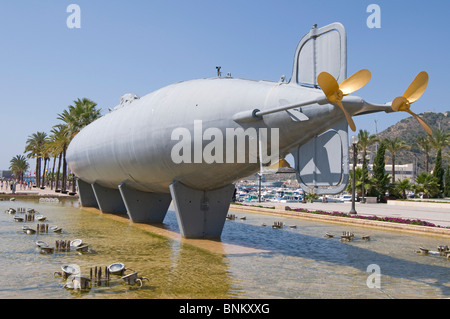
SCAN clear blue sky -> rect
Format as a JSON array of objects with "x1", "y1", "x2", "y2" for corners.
[{"x1": 0, "y1": 0, "x2": 449, "y2": 170}]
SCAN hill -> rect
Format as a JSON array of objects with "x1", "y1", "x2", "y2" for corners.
[{"x1": 371, "y1": 111, "x2": 450, "y2": 172}]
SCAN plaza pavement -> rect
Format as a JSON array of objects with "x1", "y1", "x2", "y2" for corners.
[
  {"x1": 245, "y1": 200, "x2": 450, "y2": 228},
  {"x1": 1, "y1": 185, "x2": 77, "y2": 198}
]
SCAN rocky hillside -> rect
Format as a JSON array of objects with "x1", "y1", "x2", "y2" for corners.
[{"x1": 371, "y1": 111, "x2": 449, "y2": 172}]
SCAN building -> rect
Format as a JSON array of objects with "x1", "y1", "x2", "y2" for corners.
[
  {"x1": 0, "y1": 170, "x2": 13, "y2": 179},
  {"x1": 352, "y1": 163, "x2": 415, "y2": 183}
]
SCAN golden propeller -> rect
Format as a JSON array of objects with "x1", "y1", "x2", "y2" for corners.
[
  {"x1": 391, "y1": 71, "x2": 432, "y2": 135},
  {"x1": 317, "y1": 69, "x2": 371, "y2": 132}
]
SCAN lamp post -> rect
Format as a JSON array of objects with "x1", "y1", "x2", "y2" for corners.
[
  {"x1": 350, "y1": 135, "x2": 359, "y2": 214},
  {"x1": 258, "y1": 172, "x2": 262, "y2": 203}
]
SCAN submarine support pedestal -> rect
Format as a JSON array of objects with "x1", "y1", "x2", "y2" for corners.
[
  {"x1": 118, "y1": 182, "x2": 172, "y2": 223},
  {"x1": 77, "y1": 179, "x2": 98, "y2": 208},
  {"x1": 91, "y1": 182, "x2": 127, "y2": 214},
  {"x1": 169, "y1": 181, "x2": 235, "y2": 239}
]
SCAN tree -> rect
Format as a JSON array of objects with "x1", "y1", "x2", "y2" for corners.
[
  {"x1": 357, "y1": 129, "x2": 378, "y2": 199},
  {"x1": 444, "y1": 166, "x2": 450, "y2": 197},
  {"x1": 305, "y1": 192, "x2": 319, "y2": 203},
  {"x1": 415, "y1": 172, "x2": 439, "y2": 198},
  {"x1": 24, "y1": 132, "x2": 48, "y2": 187},
  {"x1": 58, "y1": 98, "x2": 101, "y2": 139},
  {"x1": 47, "y1": 126, "x2": 68, "y2": 190},
  {"x1": 368, "y1": 141, "x2": 390, "y2": 201},
  {"x1": 9, "y1": 155, "x2": 29, "y2": 183},
  {"x1": 429, "y1": 128, "x2": 450, "y2": 151},
  {"x1": 40, "y1": 140, "x2": 51, "y2": 188},
  {"x1": 52, "y1": 123, "x2": 71, "y2": 192},
  {"x1": 416, "y1": 136, "x2": 432, "y2": 173},
  {"x1": 384, "y1": 137, "x2": 409, "y2": 183},
  {"x1": 346, "y1": 167, "x2": 371, "y2": 197},
  {"x1": 429, "y1": 128, "x2": 449, "y2": 197},
  {"x1": 433, "y1": 149, "x2": 444, "y2": 197},
  {"x1": 394, "y1": 179, "x2": 413, "y2": 199},
  {"x1": 56, "y1": 98, "x2": 101, "y2": 192},
  {"x1": 357, "y1": 130, "x2": 378, "y2": 157}
]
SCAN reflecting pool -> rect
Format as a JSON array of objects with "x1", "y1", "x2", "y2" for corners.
[{"x1": 0, "y1": 198, "x2": 448, "y2": 299}]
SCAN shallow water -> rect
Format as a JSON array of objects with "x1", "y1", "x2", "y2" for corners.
[{"x1": 0, "y1": 198, "x2": 449, "y2": 299}]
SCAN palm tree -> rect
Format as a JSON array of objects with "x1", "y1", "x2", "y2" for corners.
[
  {"x1": 416, "y1": 136, "x2": 432, "y2": 173},
  {"x1": 24, "y1": 132, "x2": 48, "y2": 187},
  {"x1": 346, "y1": 167, "x2": 371, "y2": 197},
  {"x1": 56, "y1": 98, "x2": 101, "y2": 192},
  {"x1": 9, "y1": 155, "x2": 29, "y2": 183},
  {"x1": 384, "y1": 137, "x2": 409, "y2": 183},
  {"x1": 47, "y1": 126, "x2": 68, "y2": 190},
  {"x1": 394, "y1": 179, "x2": 412, "y2": 199},
  {"x1": 58, "y1": 98, "x2": 101, "y2": 139},
  {"x1": 40, "y1": 141, "x2": 51, "y2": 188},
  {"x1": 357, "y1": 130, "x2": 378, "y2": 156},
  {"x1": 357, "y1": 130, "x2": 378, "y2": 200},
  {"x1": 51, "y1": 122, "x2": 71, "y2": 193},
  {"x1": 429, "y1": 128, "x2": 450, "y2": 151},
  {"x1": 414, "y1": 172, "x2": 439, "y2": 198}
]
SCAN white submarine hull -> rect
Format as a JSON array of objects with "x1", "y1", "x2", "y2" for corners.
[
  {"x1": 65, "y1": 23, "x2": 391, "y2": 238},
  {"x1": 67, "y1": 77, "x2": 339, "y2": 193}
]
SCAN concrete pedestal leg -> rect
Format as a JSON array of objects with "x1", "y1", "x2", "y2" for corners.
[
  {"x1": 91, "y1": 182, "x2": 126, "y2": 214},
  {"x1": 77, "y1": 179, "x2": 98, "y2": 208},
  {"x1": 169, "y1": 181, "x2": 235, "y2": 239},
  {"x1": 118, "y1": 182, "x2": 171, "y2": 223}
]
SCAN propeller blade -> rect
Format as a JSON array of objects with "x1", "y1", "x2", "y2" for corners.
[
  {"x1": 317, "y1": 72, "x2": 339, "y2": 101},
  {"x1": 340, "y1": 69, "x2": 372, "y2": 95},
  {"x1": 317, "y1": 70, "x2": 369, "y2": 132},
  {"x1": 336, "y1": 100, "x2": 356, "y2": 132},
  {"x1": 391, "y1": 71, "x2": 431, "y2": 134},
  {"x1": 403, "y1": 71, "x2": 428, "y2": 103},
  {"x1": 406, "y1": 110, "x2": 432, "y2": 135},
  {"x1": 391, "y1": 96, "x2": 408, "y2": 112}
]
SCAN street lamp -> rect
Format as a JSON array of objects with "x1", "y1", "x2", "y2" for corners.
[
  {"x1": 258, "y1": 172, "x2": 262, "y2": 203},
  {"x1": 350, "y1": 135, "x2": 359, "y2": 214}
]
